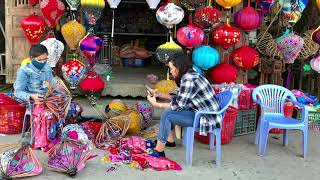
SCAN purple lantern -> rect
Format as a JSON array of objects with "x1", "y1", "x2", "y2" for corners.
[{"x1": 80, "y1": 35, "x2": 103, "y2": 68}]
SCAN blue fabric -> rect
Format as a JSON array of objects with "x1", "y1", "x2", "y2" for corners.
[
  {"x1": 157, "y1": 109, "x2": 195, "y2": 143},
  {"x1": 14, "y1": 62, "x2": 54, "y2": 101}
]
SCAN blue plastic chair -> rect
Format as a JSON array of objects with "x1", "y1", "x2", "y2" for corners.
[
  {"x1": 252, "y1": 84, "x2": 309, "y2": 158},
  {"x1": 183, "y1": 90, "x2": 233, "y2": 166}
]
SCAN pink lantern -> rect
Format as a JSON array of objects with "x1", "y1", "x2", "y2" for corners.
[
  {"x1": 40, "y1": 0, "x2": 65, "y2": 29},
  {"x1": 276, "y1": 29, "x2": 304, "y2": 64},
  {"x1": 80, "y1": 35, "x2": 104, "y2": 67},
  {"x1": 310, "y1": 54, "x2": 320, "y2": 73},
  {"x1": 234, "y1": 0, "x2": 262, "y2": 33},
  {"x1": 312, "y1": 26, "x2": 320, "y2": 45},
  {"x1": 177, "y1": 16, "x2": 205, "y2": 49}
]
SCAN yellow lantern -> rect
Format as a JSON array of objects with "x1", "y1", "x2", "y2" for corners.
[
  {"x1": 61, "y1": 20, "x2": 86, "y2": 51},
  {"x1": 216, "y1": 0, "x2": 242, "y2": 9},
  {"x1": 126, "y1": 109, "x2": 143, "y2": 134},
  {"x1": 108, "y1": 99, "x2": 127, "y2": 112},
  {"x1": 154, "y1": 71, "x2": 177, "y2": 95},
  {"x1": 317, "y1": 0, "x2": 320, "y2": 10},
  {"x1": 20, "y1": 57, "x2": 31, "y2": 67}
]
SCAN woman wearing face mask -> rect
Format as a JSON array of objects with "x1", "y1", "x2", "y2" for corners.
[
  {"x1": 14, "y1": 44, "x2": 56, "y2": 149},
  {"x1": 147, "y1": 53, "x2": 221, "y2": 158}
]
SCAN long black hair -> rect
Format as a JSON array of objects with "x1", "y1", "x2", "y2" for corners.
[
  {"x1": 29, "y1": 44, "x2": 48, "y2": 58},
  {"x1": 168, "y1": 52, "x2": 193, "y2": 86}
]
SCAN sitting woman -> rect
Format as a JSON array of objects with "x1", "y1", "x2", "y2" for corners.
[
  {"x1": 147, "y1": 53, "x2": 221, "y2": 158},
  {"x1": 14, "y1": 44, "x2": 55, "y2": 149}
]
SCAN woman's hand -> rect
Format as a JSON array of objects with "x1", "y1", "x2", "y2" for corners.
[
  {"x1": 30, "y1": 94, "x2": 44, "y2": 104},
  {"x1": 147, "y1": 94, "x2": 158, "y2": 107},
  {"x1": 43, "y1": 81, "x2": 52, "y2": 91}
]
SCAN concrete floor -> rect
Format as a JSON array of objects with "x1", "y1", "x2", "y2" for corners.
[{"x1": 0, "y1": 97, "x2": 320, "y2": 180}]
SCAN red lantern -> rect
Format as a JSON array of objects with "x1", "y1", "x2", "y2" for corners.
[
  {"x1": 194, "y1": 3, "x2": 221, "y2": 29},
  {"x1": 40, "y1": 0, "x2": 65, "y2": 29},
  {"x1": 234, "y1": 1, "x2": 261, "y2": 33},
  {"x1": 210, "y1": 63, "x2": 238, "y2": 84},
  {"x1": 29, "y1": 0, "x2": 39, "y2": 6},
  {"x1": 80, "y1": 72, "x2": 105, "y2": 92},
  {"x1": 232, "y1": 43, "x2": 260, "y2": 71},
  {"x1": 21, "y1": 14, "x2": 46, "y2": 45},
  {"x1": 212, "y1": 23, "x2": 241, "y2": 49},
  {"x1": 177, "y1": 16, "x2": 205, "y2": 49}
]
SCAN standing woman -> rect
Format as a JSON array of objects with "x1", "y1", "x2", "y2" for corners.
[{"x1": 147, "y1": 53, "x2": 221, "y2": 158}]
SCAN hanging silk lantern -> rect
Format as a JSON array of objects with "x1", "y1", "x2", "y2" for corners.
[
  {"x1": 180, "y1": 0, "x2": 206, "y2": 11},
  {"x1": 107, "y1": 0, "x2": 121, "y2": 9},
  {"x1": 276, "y1": 29, "x2": 304, "y2": 64},
  {"x1": 156, "y1": 2, "x2": 185, "y2": 29},
  {"x1": 192, "y1": 45, "x2": 220, "y2": 72},
  {"x1": 66, "y1": 0, "x2": 80, "y2": 11},
  {"x1": 40, "y1": 38, "x2": 64, "y2": 67},
  {"x1": 312, "y1": 26, "x2": 320, "y2": 45},
  {"x1": 81, "y1": 0, "x2": 105, "y2": 26},
  {"x1": 177, "y1": 16, "x2": 205, "y2": 49},
  {"x1": 21, "y1": 14, "x2": 46, "y2": 45},
  {"x1": 40, "y1": 0, "x2": 65, "y2": 29},
  {"x1": 232, "y1": 43, "x2": 260, "y2": 71},
  {"x1": 256, "y1": 0, "x2": 275, "y2": 15},
  {"x1": 155, "y1": 37, "x2": 183, "y2": 63},
  {"x1": 216, "y1": 0, "x2": 242, "y2": 9},
  {"x1": 146, "y1": 0, "x2": 161, "y2": 9},
  {"x1": 80, "y1": 35, "x2": 104, "y2": 67},
  {"x1": 136, "y1": 101, "x2": 154, "y2": 129},
  {"x1": 234, "y1": 1, "x2": 261, "y2": 33},
  {"x1": 61, "y1": 20, "x2": 86, "y2": 51},
  {"x1": 80, "y1": 72, "x2": 105, "y2": 105},
  {"x1": 212, "y1": 23, "x2": 241, "y2": 49},
  {"x1": 310, "y1": 54, "x2": 320, "y2": 73},
  {"x1": 210, "y1": 63, "x2": 238, "y2": 84},
  {"x1": 62, "y1": 59, "x2": 86, "y2": 89},
  {"x1": 194, "y1": 0, "x2": 221, "y2": 29},
  {"x1": 29, "y1": 0, "x2": 39, "y2": 6}
]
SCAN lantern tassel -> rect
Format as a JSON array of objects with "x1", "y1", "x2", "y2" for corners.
[{"x1": 111, "y1": 10, "x2": 115, "y2": 39}]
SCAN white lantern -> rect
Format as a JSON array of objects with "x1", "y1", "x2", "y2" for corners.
[
  {"x1": 310, "y1": 54, "x2": 320, "y2": 73},
  {"x1": 156, "y1": 3, "x2": 184, "y2": 29},
  {"x1": 146, "y1": 0, "x2": 161, "y2": 9},
  {"x1": 107, "y1": 0, "x2": 121, "y2": 9},
  {"x1": 40, "y1": 38, "x2": 64, "y2": 68}
]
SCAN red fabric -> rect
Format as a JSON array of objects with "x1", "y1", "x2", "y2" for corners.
[
  {"x1": 40, "y1": 0, "x2": 65, "y2": 29},
  {"x1": 80, "y1": 72, "x2": 105, "y2": 92},
  {"x1": 232, "y1": 44, "x2": 260, "y2": 71},
  {"x1": 132, "y1": 154, "x2": 182, "y2": 171},
  {"x1": 21, "y1": 14, "x2": 46, "y2": 45},
  {"x1": 234, "y1": 7, "x2": 261, "y2": 32},
  {"x1": 212, "y1": 24, "x2": 241, "y2": 49},
  {"x1": 194, "y1": 6, "x2": 221, "y2": 29},
  {"x1": 210, "y1": 63, "x2": 238, "y2": 84}
]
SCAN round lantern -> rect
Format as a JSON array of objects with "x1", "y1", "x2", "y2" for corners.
[
  {"x1": 40, "y1": 38, "x2": 64, "y2": 68},
  {"x1": 216, "y1": 0, "x2": 242, "y2": 9},
  {"x1": 155, "y1": 38, "x2": 183, "y2": 63},
  {"x1": 66, "y1": 0, "x2": 80, "y2": 11},
  {"x1": 154, "y1": 79, "x2": 177, "y2": 95},
  {"x1": 80, "y1": 35, "x2": 104, "y2": 67},
  {"x1": 126, "y1": 109, "x2": 143, "y2": 134},
  {"x1": 61, "y1": 20, "x2": 86, "y2": 51},
  {"x1": 192, "y1": 45, "x2": 220, "y2": 72},
  {"x1": 81, "y1": 0, "x2": 105, "y2": 26},
  {"x1": 136, "y1": 101, "x2": 154, "y2": 129},
  {"x1": 107, "y1": 0, "x2": 121, "y2": 9},
  {"x1": 312, "y1": 26, "x2": 320, "y2": 45},
  {"x1": 108, "y1": 99, "x2": 127, "y2": 113},
  {"x1": 21, "y1": 57, "x2": 31, "y2": 67},
  {"x1": 194, "y1": 2, "x2": 221, "y2": 29},
  {"x1": 310, "y1": 54, "x2": 320, "y2": 73},
  {"x1": 232, "y1": 43, "x2": 260, "y2": 71},
  {"x1": 212, "y1": 23, "x2": 241, "y2": 49},
  {"x1": 180, "y1": 0, "x2": 206, "y2": 11},
  {"x1": 21, "y1": 14, "x2": 46, "y2": 45},
  {"x1": 40, "y1": 0, "x2": 65, "y2": 29},
  {"x1": 62, "y1": 59, "x2": 86, "y2": 89},
  {"x1": 29, "y1": 0, "x2": 39, "y2": 6},
  {"x1": 276, "y1": 29, "x2": 304, "y2": 64},
  {"x1": 80, "y1": 72, "x2": 105, "y2": 105},
  {"x1": 234, "y1": 4, "x2": 261, "y2": 32},
  {"x1": 146, "y1": 0, "x2": 161, "y2": 9},
  {"x1": 156, "y1": 2, "x2": 184, "y2": 29},
  {"x1": 177, "y1": 16, "x2": 205, "y2": 49},
  {"x1": 210, "y1": 63, "x2": 238, "y2": 84}
]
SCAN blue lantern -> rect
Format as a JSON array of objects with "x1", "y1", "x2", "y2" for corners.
[{"x1": 192, "y1": 45, "x2": 220, "y2": 73}]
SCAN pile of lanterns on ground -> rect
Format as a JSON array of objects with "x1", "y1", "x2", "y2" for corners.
[{"x1": 20, "y1": 0, "x2": 320, "y2": 104}]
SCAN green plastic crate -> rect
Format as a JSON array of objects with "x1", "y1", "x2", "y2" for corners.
[
  {"x1": 234, "y1": 109, "x2": 257, "y2": 136},
  {"x1": 297, "y1": 110, "x2": 320, "y2": 130}
]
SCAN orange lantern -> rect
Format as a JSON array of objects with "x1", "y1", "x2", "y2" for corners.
[{"x1": 216, "y1": 0, "x2": 242, "y2": 9}]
